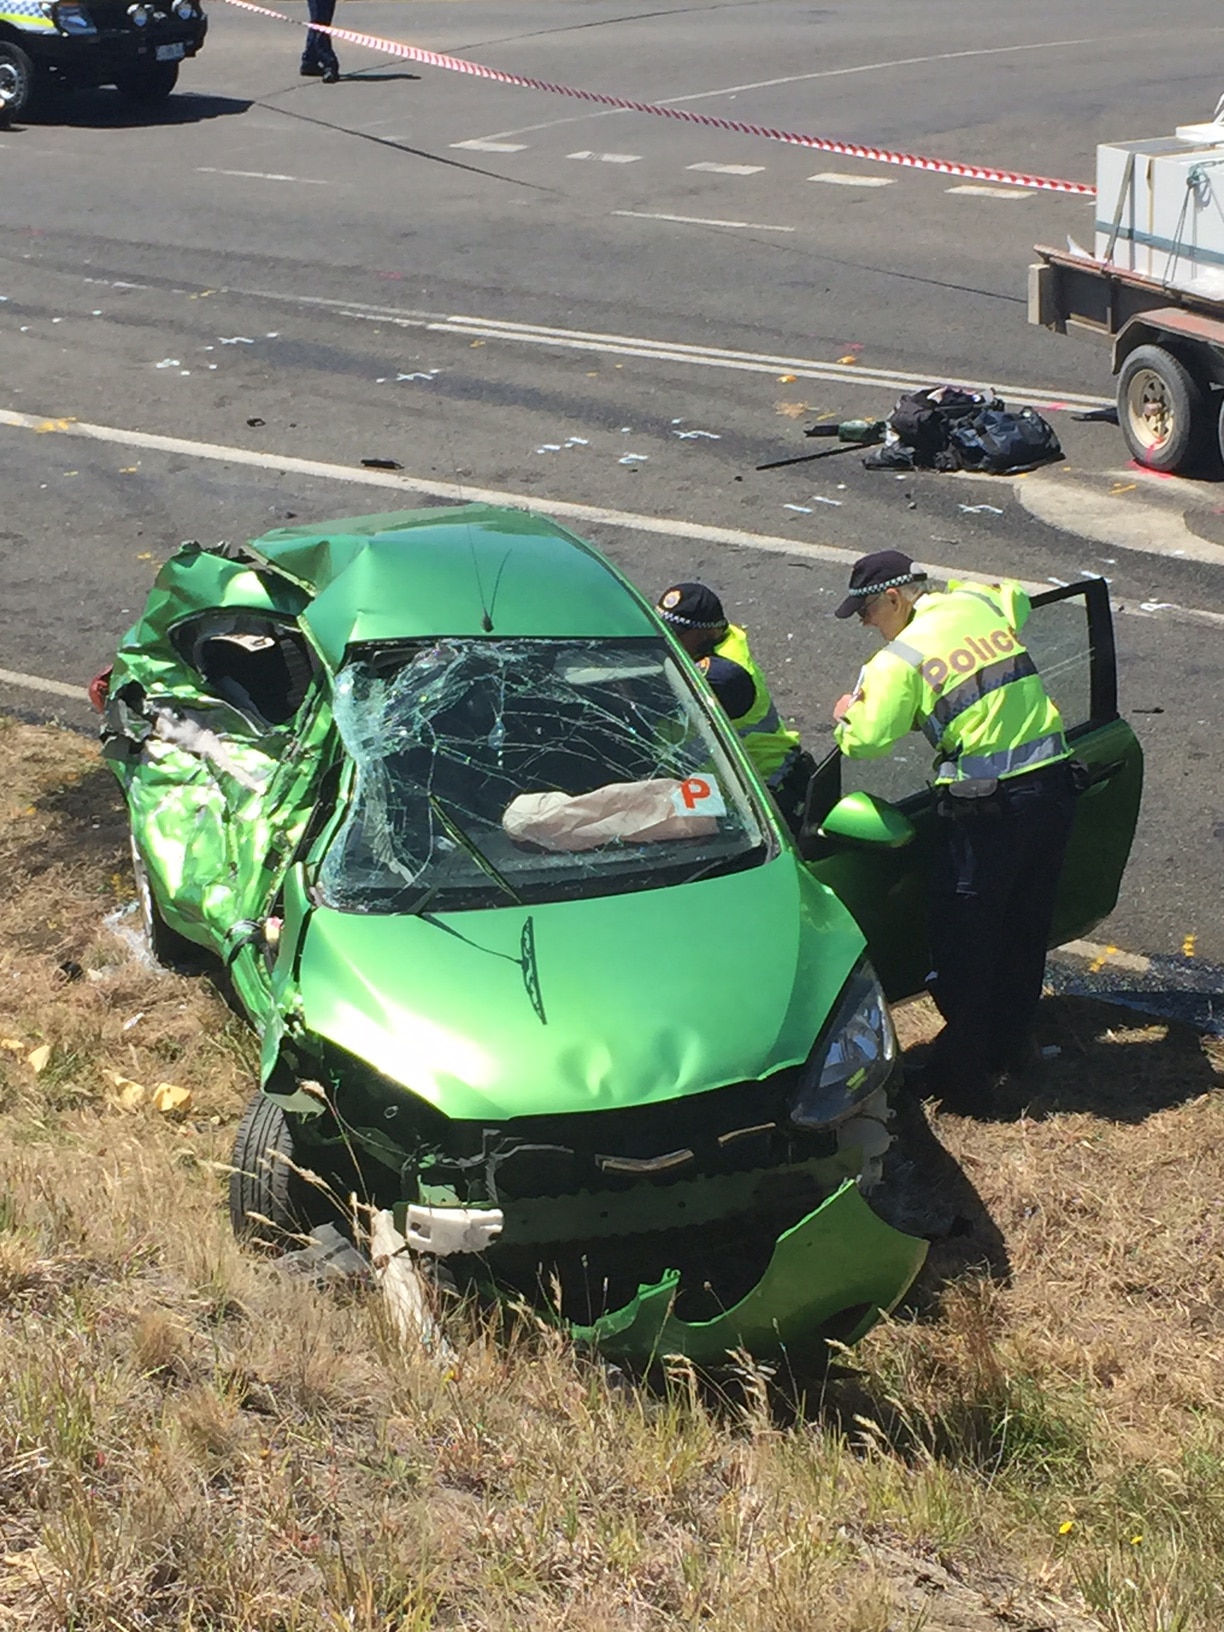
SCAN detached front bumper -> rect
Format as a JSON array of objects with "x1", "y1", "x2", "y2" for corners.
[{"x1": 570, "y1": 1179, "x2": 927, "y2": 1364}]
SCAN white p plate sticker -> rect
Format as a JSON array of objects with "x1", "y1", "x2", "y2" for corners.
[{"x1": 672, "y1": 776, "x2": 727, "y2": 817}]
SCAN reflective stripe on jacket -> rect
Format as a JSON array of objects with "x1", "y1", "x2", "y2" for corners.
[
  {"x1": 715, "y1": 624, "x2": 802, "y2": 781},
  {"x1": 833, "y1": 582, "x2": 1068, "y2": 784}
]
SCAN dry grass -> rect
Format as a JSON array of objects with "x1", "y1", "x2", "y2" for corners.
[{"x1": 0, "y1": 715, "x2": 1221, "y2": 1631}]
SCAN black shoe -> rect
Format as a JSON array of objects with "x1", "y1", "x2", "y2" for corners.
[
  {"x1": 300, "y1": 62, "x2": 324, "y2": 76},
  {"x1": 321, "y1": 64, "x2": 340, "y2": 83},
  {"x1": 990, "y1": 1038, "x2": 1040, "y2": 1079}
]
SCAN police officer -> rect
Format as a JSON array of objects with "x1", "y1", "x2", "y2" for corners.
[
  {"x1": 301, "y1": 0, "x2": 341, "y2": 80},
  {"x1": 655, "y1": 582, "x2": 814, "y2": 834},
  {"x1": 831, "y1": 550, "x2": 1076, "y2": 1112}
]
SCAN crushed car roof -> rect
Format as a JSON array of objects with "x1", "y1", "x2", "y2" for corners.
[{"x1": 247, "y1": 504, "x2": 659, "y2": 667}]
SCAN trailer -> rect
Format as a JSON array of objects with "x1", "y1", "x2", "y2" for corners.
[
  {"x1": 1028, "y1": 243, "x2": 1224, "y2": 474},
  {"x1": 1029, "y1": 118, "x2": 1224, "y2": 474}
]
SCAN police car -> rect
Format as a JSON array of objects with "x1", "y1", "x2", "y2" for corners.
[{"x1": 0, "y1": 0, "x2": 206, "y2": 121}]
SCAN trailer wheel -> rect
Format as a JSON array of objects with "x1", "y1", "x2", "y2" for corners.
[{"x1": 1117, "y1": 344, "x2": 1207, "y2": 473}]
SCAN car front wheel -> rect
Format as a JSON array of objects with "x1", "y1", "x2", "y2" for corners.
[
  {"x1": 0, "y1": 42, "x2": 35, "y2": 122},
  {"x1": 229, "y1": 1093, "x2": 311, "y2": 1245},
  {"x1": 130, "y1": 835, "x2": 200, "y2": 969},
  {"x1": 114, "y1": 61, "x2": 179, "y2": 102}
]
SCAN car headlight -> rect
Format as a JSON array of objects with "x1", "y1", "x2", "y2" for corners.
[
  {"x1": 51, "y1": 0, "x2": 97, "y2": 31},
  {"x1": 127, "y1": 2, "x2": 152, "y2": 24},
  {"x1": 789, "y1": 960, "x2": 898, "y2": 1130}
]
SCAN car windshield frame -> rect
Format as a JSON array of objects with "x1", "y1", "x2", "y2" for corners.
[{"x1": 315, "y1": 634, "x2": 775, "y2": 914}]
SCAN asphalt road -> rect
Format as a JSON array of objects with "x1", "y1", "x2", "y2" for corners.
[{"x1": 2, "y1": 0, "x2": 1222, "y2": 968}]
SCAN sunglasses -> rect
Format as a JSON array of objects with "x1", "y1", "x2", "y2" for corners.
[{"x1": 856, "y1": 593, "x2": 883, "y2": 623}]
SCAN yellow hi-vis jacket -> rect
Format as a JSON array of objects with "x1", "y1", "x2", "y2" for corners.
[
  {"x1": 833, "y1": 582, "x2": 1069, "y2": 784},
  {"x1": 715, "y1": 624, "x2": 802, "y2": 782}
]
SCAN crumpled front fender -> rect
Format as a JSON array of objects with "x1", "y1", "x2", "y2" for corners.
[{"x1": 570, "y1": 1179, "x2": 927, "y2": 1364}]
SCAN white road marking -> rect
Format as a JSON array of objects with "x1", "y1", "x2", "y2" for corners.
[
  {"x1": 568, "y1": 150, "x2": 642, "y2": 163},
  {"x1": 450, "y1": 139, "x2": 527, "y2": 152},
  {"x1": 196, "y1": 167, "x2": 329, "y2": 185},
  {"x1": 71, "y1": 275, "x2": 1114, "y2": 412},
  {"x1": 2, "y1": 407, "x2": 1220, "y2": 632},
  {"x1": 946, "y1": 183, "x2": 1034, "y2": 199},
  {"x1": 808, "y1": 172, "x2": 895, "y2": 187},
  {"x1": 613, "y1": 210, "x2": 794, "y2": 231},
  {"x1": 476, "y1": 33, "x2": 1110, "y2": 141},
  {"x1": 687, "y1": 162, "x2": 765, "y2": 175},
  {"x1": 333, "y1": 300, "x2": 1110, "y2": 409},
  {"x1": 0, "y1": 667, "x2": 88, "y2": 703}
]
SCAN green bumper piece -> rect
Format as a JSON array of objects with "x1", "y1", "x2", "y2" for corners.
[{"x1": 571, "y1": 1179, "x2": 927, "y2": 1365}]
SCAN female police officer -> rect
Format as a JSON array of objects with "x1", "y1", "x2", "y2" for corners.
[{"x1": 831, "y1": 551, "x2": 1076, "y2": 1113}]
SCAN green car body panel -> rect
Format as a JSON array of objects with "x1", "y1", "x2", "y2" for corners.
[
  {"x1": 98, "y1": 507, "x2": 1142, "y2": 1363},
  {"x1": 291, "y1": 857, "x2": 859, "y2": 1122}
]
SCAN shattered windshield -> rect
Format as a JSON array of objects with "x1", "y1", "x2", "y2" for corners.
[{"x1": 318, "y1": 638, "x2": 770, "y2": 912}]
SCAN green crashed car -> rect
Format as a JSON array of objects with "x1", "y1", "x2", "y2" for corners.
[{"x1": 96, "y1": 505, "x2": 1142, "y2": 1364}]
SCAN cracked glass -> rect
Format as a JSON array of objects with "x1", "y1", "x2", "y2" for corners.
[{"x1": 318, "y1": 637, "x2": 769, "y2": 912}]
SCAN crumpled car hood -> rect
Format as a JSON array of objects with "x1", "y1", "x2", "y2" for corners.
[{"x1": 296, "y1": 853, "x2": 865, "y2": 1120}]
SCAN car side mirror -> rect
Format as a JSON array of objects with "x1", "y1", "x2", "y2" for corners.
[{"x1": 818, "y1": 792, "x2": 916, "y2": 849}]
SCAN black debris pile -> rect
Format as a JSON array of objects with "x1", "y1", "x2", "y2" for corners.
[{"x1": 861, "y1": 385, "x2": 1063, "y2": 474}]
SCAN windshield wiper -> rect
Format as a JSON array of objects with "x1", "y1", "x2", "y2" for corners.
[
  {"x1": 425, "y1": 794, "x2": 523, "y2": 906},
  {"x1": 678, "y1": 846, "x2": 765, "y2": 888}
]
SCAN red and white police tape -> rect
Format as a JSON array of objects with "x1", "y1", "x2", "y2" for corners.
[{"x1": 223, "y1": 0, "x2": 1097, "y2": 198}]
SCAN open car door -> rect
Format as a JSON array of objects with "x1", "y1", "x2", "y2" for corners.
[{"x1": 801, "y1": 578, "x2": 1144, "y2": 1003}]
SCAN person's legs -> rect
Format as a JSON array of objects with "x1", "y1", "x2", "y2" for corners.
[
  {"x1": 926, "y1": 806, "x2": 1019, "y2": 1107},
  {"x1": 987, "y1": 764, "x2": 1076, "y2": 1072},
  {"x1": 926, "y1": 799, "x2": 1044, "y2": 1116},
  {"x1": 302, "y1": 0, "x2": 339, "y2": 75}
]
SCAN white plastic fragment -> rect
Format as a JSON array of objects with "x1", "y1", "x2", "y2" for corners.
[
  {"x1": 783, "y1": 504, "x2": 812, "y2": 513},
  {"x1": 958, "y1": 503, "x2": 1004, "y2": 515},
  {"x1": 155, "y1": 359, "x2": 180, "y2": 369},
  {"x1": 565, "y1": 436, "x2": 589, "y2": 446},
  {"x1": 396, "y1": 370, "x2": 439, "y2": 382},
  {"x1": 219, "y1": 336, "x2": 255, "y2": 345},
  {"x1": 369, "y1": 1208, "x2": 453, "y2": 1356},
  {"x1": 673, "y1": 429, "x2": 721, "y2": 440},
  {"x1": 1140, "y1": 601, "x2": 1175, "y2": 611},
  {"x1": 809, "y1": 494, "x2": 842, "y2": 506},
  {"x1": 404, "y1": 1204, "x2": 503, "y2": 1257},
  {"x1": 536, "y1": 444, "x2": 562, "y2": 453},
  {"x1": 1047, "y1": 576, "x2": 1069, "y2": 586},
  {"x1": 619, "y1": 453, "x2": 649, "y2": 463}
]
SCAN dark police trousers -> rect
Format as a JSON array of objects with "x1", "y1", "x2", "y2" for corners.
[
  {"x1": 302, "y1": 0, "x2": 339, "y2": 71},
  {"x1": 927, "y1": 759, "x2": 1076, "y2": 1100}
]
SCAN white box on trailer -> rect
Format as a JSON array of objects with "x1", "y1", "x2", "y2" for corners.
[{"x1": 1095, "y1": 137, "x2": 1224, "y2": 297}]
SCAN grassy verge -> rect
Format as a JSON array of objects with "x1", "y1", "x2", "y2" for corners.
[{"x1": 0, "y1": 715, "x2": 1220, "y2": 1631}]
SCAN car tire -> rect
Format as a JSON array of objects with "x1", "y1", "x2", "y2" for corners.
[
  {"x1": 0, "y1": 41, "x2": 35, "y2": 122},
  {"x1": 130, "y1": 834, "x2": 200, "y2": 969},
  {"x1": 114, "y1": 60, "x2": 179, "y2": 102},
  {"x1": 1117, "y1": 344, "x2": 1208, "y2": 473},
  {"x1": 229, "y1": 1092, "x2": 313, "y2": 1245}
]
